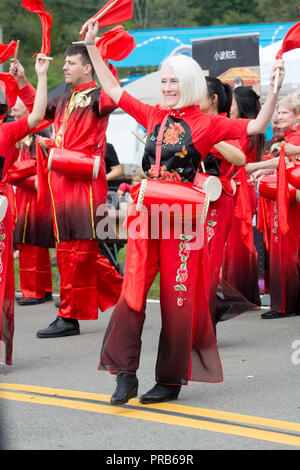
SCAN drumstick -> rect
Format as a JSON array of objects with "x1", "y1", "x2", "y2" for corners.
[
  {"x1": 131, "y1": 131, "x2": 146, "y2": 145},
  {"x1": 80, "y1": 0, "x2": 119, "y2": 35},
  {"x1": 38, "y1": 54, "x2": 53, "y2": 61},
  {"x1": 14, "y1": 40, "x2": 19, "y2": 62},
  {"x1": 273, "y1": 67, "x2": 280, "y2": 94}
]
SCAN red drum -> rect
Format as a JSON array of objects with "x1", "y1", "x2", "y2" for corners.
[
  {"x1": 0, "y1": 195, "x2": 8, "y2": 222},
  {"x1": 257, "y1": 174, "x2": 300, "y2": 202},
  {"x1": 48, "y1": 148, "x2": 101, "y2": 180},
  {"x1": 193, "y1": 172, "x2": 222, "y2": 201},
  {"x1": 14, "y1": 175, "x2": 37, "y2": 193},
  {"x1": 132, "y1": 178, "x2": 210, "y2": 222},
  {"x1": 287, "y1": 163, "x2": 300, "y2": 190}
]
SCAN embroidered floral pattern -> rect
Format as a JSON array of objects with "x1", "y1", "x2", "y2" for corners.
[
  {"x1": 0, "y1": 223, "x2": 6, "y2": 283},
  {"x1": 163, "y1": 122, "x2": 185, "y2": 146},
  {"x1": 174, "y1": 234, "x2": 192, "y2": 307},
  {"x1": 272, "y1": 202, "x2": 279, "y2": 243},
  {"x1": 147, "y1": 164, "x2": 182, "y2": 182},
  {"x1": 206, "y1": 209, "x2": 218, "y2": 243}
]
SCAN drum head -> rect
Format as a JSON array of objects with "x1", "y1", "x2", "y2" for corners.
[{"x1": 0, "y1": 195, "x2": 8, "y2": 222}]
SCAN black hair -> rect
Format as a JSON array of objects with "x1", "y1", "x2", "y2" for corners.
[
  {"x1": 205, "y1": 76, "x2": 232, "y2": 116},
  {"x1": 233, "y1": 86, "x2": 265, "y2": 160},
  {"x1": 0, "y1": 103, "x2": 8, "y2": 117},
  {"x1": 65, "y1": 44, "x2": 95, "y2": 77}
]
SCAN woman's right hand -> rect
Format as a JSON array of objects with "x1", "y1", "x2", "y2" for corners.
[{"x1": 85, "y1": 19, "x2": 99, "y2": 44}]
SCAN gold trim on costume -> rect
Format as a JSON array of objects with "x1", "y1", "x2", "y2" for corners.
[
  {"x1": 22, "y1": 202, "x2": 30, "y2": 243},
  {"x1": 48, "y1": 172, "x2": 60, "y2": 243},
  {"x1": 89, "y1": 183, "x2": 96, "y2": 239}
]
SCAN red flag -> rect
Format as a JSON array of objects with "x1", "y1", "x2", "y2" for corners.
[
  {"x1": 95, "y1": 25, "x2": 135, "y2": 61},
  {"x1": 276, "y1": 144, "x2": 289, "y2": 234},
  {"x1": 35, "y1": 138, "x2": 49, "y2": 207},
  {"x1": 80, "y1": 0, "x2": 133, "y2": 36},
  {"x1": 21, "y1": 0, "x2": 52, "y2": 56},
  {"x1": 276, "y1": 21, "x2": 300, "y2": 59},
  {"x1": 0, "y1": 73, "x2": 19, "y2": 109},
  {"x1": 233, "y1": 166, "x2": 254, "y2": 252},
  {"x1": 0, "y1": 41, "x2": 18, "y2": 64}
]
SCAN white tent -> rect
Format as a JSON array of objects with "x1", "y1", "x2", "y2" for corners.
[
  {"x1": 260, "y1": 39, "x2": 300, "y2": 88},
  {"x1": 107, "y1": 41, "x2": 300, "y2": 168}
]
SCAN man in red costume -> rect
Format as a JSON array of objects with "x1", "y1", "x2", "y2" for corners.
[
  {"x1": 10, "y1": 44, "x2": 123, "y2": 338},
  {"x1": 8, "y1": 98, "x2": 55, "y2": 306}
]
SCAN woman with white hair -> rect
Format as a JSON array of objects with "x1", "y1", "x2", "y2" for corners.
[{"x1": 85, "y1": 20, "x2": 284, "y2": 405}]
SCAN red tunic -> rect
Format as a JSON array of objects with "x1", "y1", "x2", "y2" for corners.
[{"x1": 18, "y1": 79, "x2": 118, "y2": 242}]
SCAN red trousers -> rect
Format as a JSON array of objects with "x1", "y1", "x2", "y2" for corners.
[
  {"x1": 269, "y1": 201, "x2": 300, "y2": 315},
  {"x1": 99, "y1": 230, "x2": 223, "y2": 385},
  {"x1": 57, "y1": 239, "x2": 123, "y2": 320},
  {"x1": 222, "y1": 185, "x2": 260, "y2": 305},
  {"x1": 17, "y1": 244, "x2": 52, "y2": 299},
  {"x1": 206, "y1": 193, "x2": 234, "y2": 320}
]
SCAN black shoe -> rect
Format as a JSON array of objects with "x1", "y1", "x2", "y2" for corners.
[
  {"x1": 45, "y1": 292, "x2": 53, "y2": 301},
  {"x1": 140, "y1": 383, "x2": 181, "y2": 404},
  {"x1": 17, "y1": 297, "x2": 46, "y2": 306},
  {"x1": 36, "y1": 316, "x2": 80, "y2": 338},
  {"x1": 261, "y1": 310, "x2": 292, "y2": 319},
  {"x1": 110, "y1": 373, "x2": 138, "y2": 405}
]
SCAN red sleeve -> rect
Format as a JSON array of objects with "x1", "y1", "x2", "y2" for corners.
[
  {"x1": 118, "y1": 90, "x2": 159, "y2": 131},
  {"x1": 210, "y1": 138, "x2": 244, "y2": 159},
  {"x1": 209, "y1": 114, "x2": 251, "y2": 144},
  {"x1": 3, "y1": 115, "x2": 30, "y2": 144}
]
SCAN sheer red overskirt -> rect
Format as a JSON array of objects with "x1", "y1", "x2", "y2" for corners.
[
  {"x1": 0, "y1": 196, "x2": 14, "y2": 365},
  {"x1": 99, "y1": 220, "x2": 223, "y2": 385}
]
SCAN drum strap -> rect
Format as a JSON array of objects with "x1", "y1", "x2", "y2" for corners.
[{"x1": 155, "y1": 114, "x2": 169, "y2": 178}]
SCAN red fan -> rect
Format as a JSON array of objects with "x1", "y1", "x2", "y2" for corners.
[
  {"x1": 96, "y1": 25, "x2": 135, "y2": 61},
  {"x1": 21, "y1": 0, "x2": 52, "y2": 56},
  {"x1": 80, "y1": 0, "x2": 133, "y2": 36},
  {"x1": 274, "y1": 21, "x2": 300, "y2": 92},
  {"x1": 0, "y1": 41, "x2": 18, "y2": 64}
]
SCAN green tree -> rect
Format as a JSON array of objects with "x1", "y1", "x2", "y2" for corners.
[{"x1": 256, "y1": 0, "x2": 300, "y2": 22}]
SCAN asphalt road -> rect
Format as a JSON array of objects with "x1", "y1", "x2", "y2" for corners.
[{"x1": 0, "y1": 296, "x2": 300, "y2": 452}]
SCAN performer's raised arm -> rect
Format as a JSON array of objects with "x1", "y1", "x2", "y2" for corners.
[
  {"x1": 27, "y1": 54, "x2": 49, "y2": 129},
  {"x1": 85, "y1": 19, "x2": 123, "y2": 104},
  {"x1": 247, "y1": 61, "x2": 285, "y2": 136}
]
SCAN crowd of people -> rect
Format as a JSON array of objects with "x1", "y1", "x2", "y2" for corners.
[{"x1": 0, "y1": 16, "x2": 298, "y2": 406}]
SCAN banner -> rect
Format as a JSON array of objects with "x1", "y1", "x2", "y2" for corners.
[{"x1": 192, "y1": 33, "x2": 260, "y2": 94}]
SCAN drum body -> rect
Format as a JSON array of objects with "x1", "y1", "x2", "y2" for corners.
[
  {"x1": 258, "y1": 174, "x2": 300, "y2": 202},
  {"x1": 48, "y1": 148, "x2": 100, "y2": 180}
]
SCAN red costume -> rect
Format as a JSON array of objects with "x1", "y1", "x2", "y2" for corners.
[
  {"x1": 0, "y1": 115, "x2": 35, "y2": 365},
  {"x1": 18, "y1": 77, "x2": 123, "y2": 321},
  {"x1": 222, "y1": 135, "x2": 261, "y2": 305},
  {"x1": 99, "y1": 91, "x2": 251, "y2": 385},
  {"x1": 202, "y1": 141, "x2": 256, "y2": 325},
  {"x1": 258, "y1": 126, "x2": 300, "y2": 315},
  {"x1": 8, "y1": 131, "x2": 55, "y2": 300}
]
